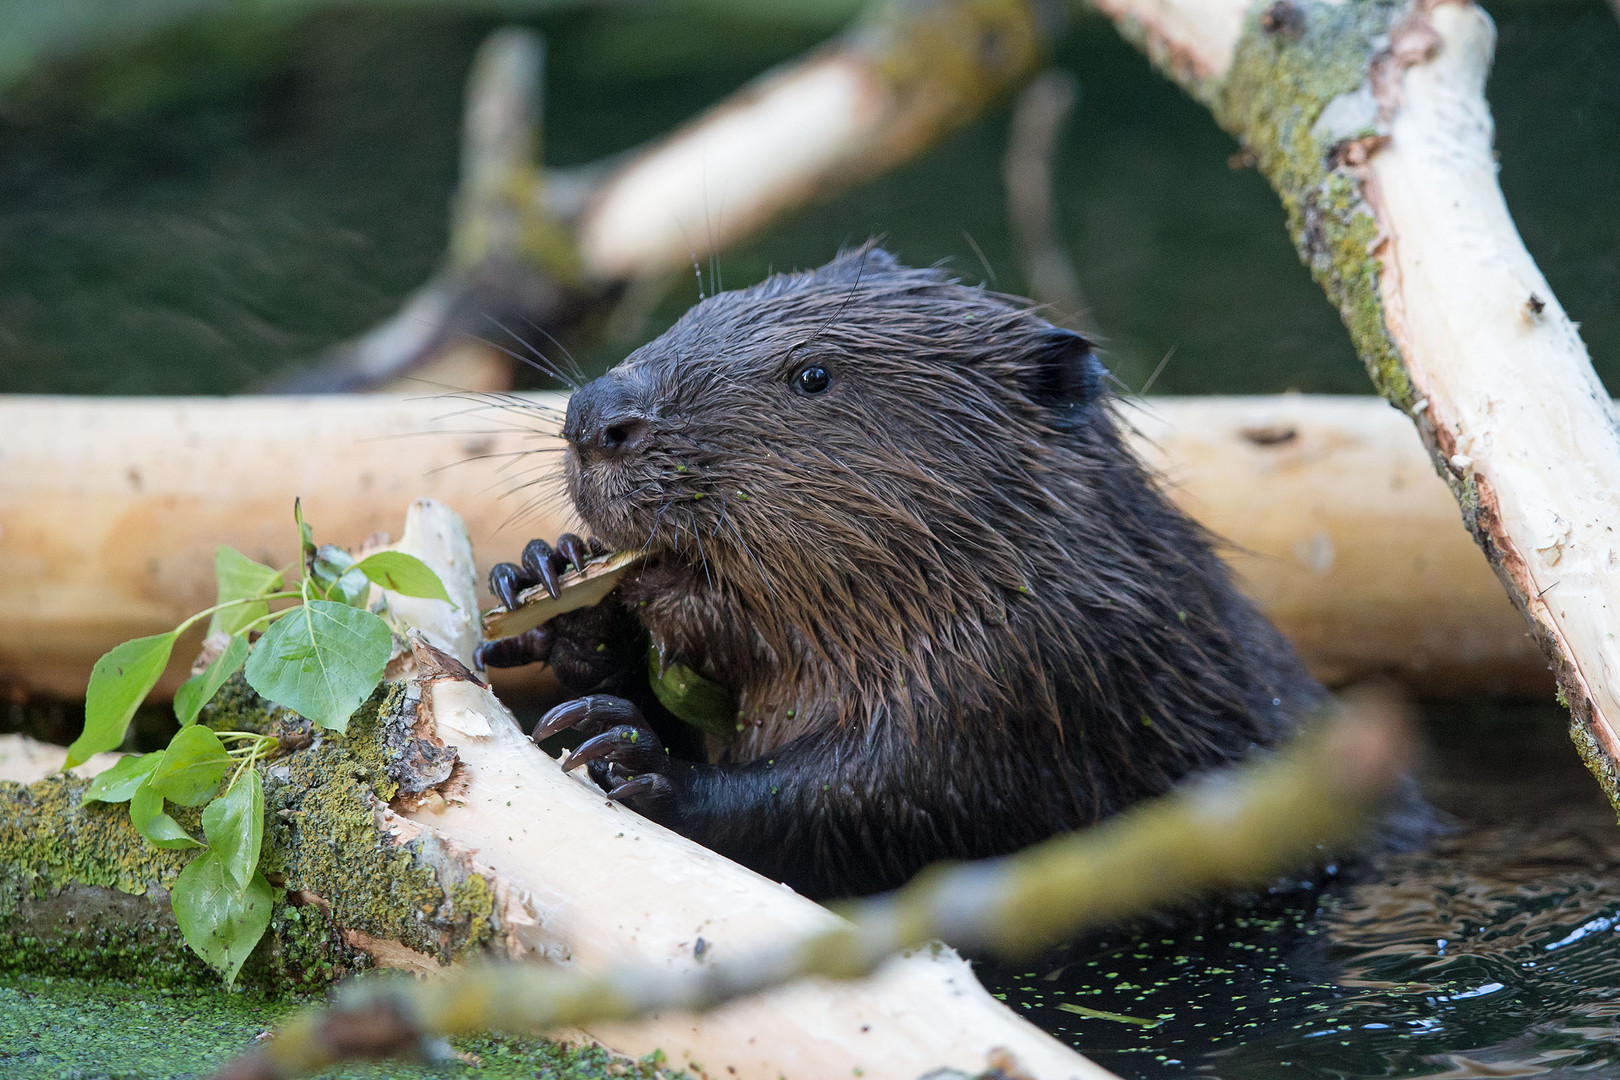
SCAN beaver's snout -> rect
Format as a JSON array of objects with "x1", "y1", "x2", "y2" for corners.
[{"x1": 564, "y1": 374, "x2": 651, "y2": 461}]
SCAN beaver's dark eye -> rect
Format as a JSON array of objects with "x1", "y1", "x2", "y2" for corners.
[{"x1": 794, "y1": 363, "x2": 832, "y2": 396}]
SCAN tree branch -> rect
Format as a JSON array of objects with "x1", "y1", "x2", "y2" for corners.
[
  {"x1": 1083, "y1": 0, "x2": 1620, "y2": 812},
  {"x1": 1003, "y1": 68, "x2": 1091, "y2": 331}
]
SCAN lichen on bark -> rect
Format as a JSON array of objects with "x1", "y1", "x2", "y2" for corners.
[
  {"x1": 1211, "y1": 0, "x2": 1416, "y2": 409},
  {"x1": 0, "y1": 674, "x2": 499, "y2": 990},
  {"x1": 1569, "y1": 705, "x2": 1620, "y2": 815}
]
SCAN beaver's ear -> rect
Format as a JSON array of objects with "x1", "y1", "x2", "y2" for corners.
[{"x1": 1026, "y1": 327, "x2": 1106, "y2": 428}]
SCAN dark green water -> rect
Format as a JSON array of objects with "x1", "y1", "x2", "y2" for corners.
[
  {"x1": 979, "y1": 703, "x2": 1620, "y2": 1078},
  {"x1": 0, "y1": 3, "x2": 1614, "y2": 396},
  {"x1": 0, "y1": 971, "x2": 682, "y2": 1079}
]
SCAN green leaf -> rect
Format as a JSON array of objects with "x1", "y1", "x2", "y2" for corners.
[
  {"x1": 312, "y1": 545, "x2": 369, "y2": 606},
  {"x1": 243, "y1": 599, "x2": 392, "y2": 733},
  {"x1": 66, "y1": 632, "x2": 178, "y2": 768},
  {"x1": 208, "y1": 547, "x2": 283, "y2": 638},
  {"x1": 202, "y1": 768, "x2": 264, "y2": 889},
  {"x1": 173, "y1": 635, "x2": 250, "y2": 728},
  {"x1": 646, "y1": 644, "x2": 736, "y2": 738},
  {"x1": 150, "y1": 725, "x2": 229, "y2": 806},
  {"x1": 352, "y1": 552, "x2": 454, "y2": 605},
  {"x1": 172, "y1": 850, "x2": 276, "y2": 987},
  {"x1": 82, "y1": 752, "x2": 160, "y2": 804},
  {"x1": 131, "y1": 780, "x2": 203, "y2": 849}
]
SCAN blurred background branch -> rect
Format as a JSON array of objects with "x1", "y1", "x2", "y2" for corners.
[
  {"x1": 263, "y1": 0, "x2": 1062, "y2": 390},
  {"x1": 262, "y1": 25, "x2": 593, "y2": 391},
  {"x1": 1003, "y1": 67, "x2": 1090, "y2": 332},
  {"x1": 2, "y1": 2, "x2": 1611, "y2": 401}
]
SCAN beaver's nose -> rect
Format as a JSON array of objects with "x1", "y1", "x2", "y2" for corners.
[{"x1": 563, "y1": 375, "x2": 650, "y2": 459}]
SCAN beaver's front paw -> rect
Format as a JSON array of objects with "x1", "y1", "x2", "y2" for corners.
[
  {"x1": 534, "y1": 694, "x2": 674, "y2": 803},
  {"x1": 487, "y1": 533, "x2": 606, "y2": 610},
  {"x1": 475, "y1": 599, "x2": 633, "y2": 685},
  {"x1": 479, "y1": 534, "x2": 626, "y2": 678}
]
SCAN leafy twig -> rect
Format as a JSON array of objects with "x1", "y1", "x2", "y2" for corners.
[{"x1": 67, "y1": 502, "x2": 453, "y2": 984}]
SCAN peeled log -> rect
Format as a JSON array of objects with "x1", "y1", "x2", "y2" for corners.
[
  {"x1": 0, "y1": 393, "x2": 1542, "y2": 701},
  {"x1": 1126, "y1": 396, "x2": 1545, "y2": 695},
  {"x1": 411, "y1": 675, "x2": 1103, "y2": 1080}
]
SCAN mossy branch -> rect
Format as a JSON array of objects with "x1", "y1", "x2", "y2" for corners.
[
  {"x1": 0, "y1": 679, "x2": 499, "y2": 990},
  {"x1": 266, "y1": 26, "x2": 587, "y2": 393}
]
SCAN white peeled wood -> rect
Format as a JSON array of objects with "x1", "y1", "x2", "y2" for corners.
[
  {"x1": 405, "y1": 675, "x2": 1106, "y2": 1080},
  {"x1": 579, "y1": 57, "x2": 881, "y2": 279},
  {"x1": 1364, "y1": 1, "x2": 1620, "y2": 762},
  {"x1": 1086, "y1": 0, "x2": 1246, "y2": 83},
  {"x1": 1081, "y1": 0, "x2": 1619, "y2": 791},
  {"x1": 388, "y1": 500, "x2": 1109, "y2": 1080},
  {"x1": 1126, "y1": 395, "x2": 1543, "y2": 694}
]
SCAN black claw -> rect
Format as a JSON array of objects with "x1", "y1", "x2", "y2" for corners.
[
  {"x1": 540, "y1": 559, "x2": 564, "y2": 599},
  {"x1": 533, "y1": 694, "x2": 644, "y2": 744},
  {"x1": 520, "y1": 537, "x2": 553, "y2": 570},
  {"x1": 607, "y1": 774, "x2": 673, "y2": 801},
  {"x1": 521, "y1": 539, "x2": 563, "y2": 599},
  {"x1": 532, "y1": 707, "x2": 578, "y2": 745},
  {"x1": 557, "y1": 533, "x2": 589, "y2": 571},
  {"x1": 566, "y1": 724, "x2": 663, "y2": 773},
  {"x1": 537, "y1": 694, "x2": 672, "y2": 802},
  {"x1": 586, "y1": 536, "x2": 609, "y2": 557},
  {"x1": 489, "y1": 562, "x2": 531, "y2": 611}
]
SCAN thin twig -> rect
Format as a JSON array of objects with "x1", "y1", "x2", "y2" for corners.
[
  {"x1": 210, "y1": 687, "x2": 1410, "y2": 1080},
  {"x1": 1003, "y1": 68, "x2": 1091, "y2": 334}
]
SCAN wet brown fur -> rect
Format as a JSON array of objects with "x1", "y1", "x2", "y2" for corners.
[{"x1": 552, "y1": 247, "x2": 1323, "y2": 898}]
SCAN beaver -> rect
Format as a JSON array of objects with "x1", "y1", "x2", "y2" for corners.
[{"x1": 478, "y1": 246, "x2": 1326, "y2": 900}]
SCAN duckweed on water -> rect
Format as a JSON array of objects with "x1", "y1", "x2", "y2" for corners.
[
  {"x1": 0, "y1": 971, "x2": 688, "y2": 1080},
  {"x1": 977, "y1": 703, "x2": 1620, "y2": 1079}
]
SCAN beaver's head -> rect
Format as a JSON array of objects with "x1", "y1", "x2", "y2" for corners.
[{"x1": 562, "y1": 247, "x2": 1110, "y2": 653}]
